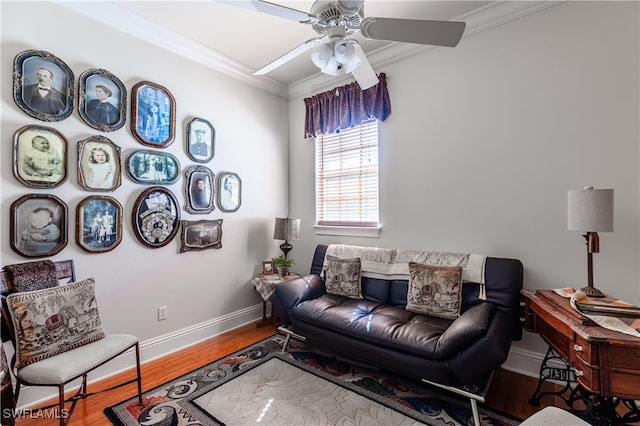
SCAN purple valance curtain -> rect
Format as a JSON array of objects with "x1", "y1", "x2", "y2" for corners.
[{"x1": 304, "y1": 73, "x2": 391, "y2": 139}]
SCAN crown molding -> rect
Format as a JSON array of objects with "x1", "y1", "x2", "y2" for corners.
[{"x1": 54, "y1": 0, "x2": 563, "y2": 100}]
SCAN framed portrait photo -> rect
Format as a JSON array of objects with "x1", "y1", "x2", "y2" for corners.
[
  {"x1": 78, "y1": 68, "x2": 126, "y2": 132},
  {"x1": 184, "y1": 165, "x2": 215, "y2": 214},
  {"x1": 262, "y1": 260, "x2": 275, "y2": 275},
  {"x1": 125, "y1": 149, "x2": 180, "y2": 185},
  {"x1": 10, "y1": 194, "x2": 68, "y2": 258},
  {"x1": 216, "y1": 172, "x2": 242, "y2": 213},
  {"x1": 132, "y1": 186, "x2": 180, "y2": 248},
  {"x1": 76, "y1": 196, "x2": 123, "y2": 253},
  {"x1": 186, "y1": 117, "x2": 215, "y2": 163},
  {"x1": 13, "y1": 125, "x2": 68, "y2": 189},
  {"x1": 13, "y1": 50, "x2": 74, "y2": 122},
  {"x1": 179, "y1": 219, "x2": 223, "y2": 253},
  {"x1": 130, "y1": 80, "x2": 175, "y2": 148},
  {"x1": 77, "y1": 136, "x2": 122, "y2": 192}
]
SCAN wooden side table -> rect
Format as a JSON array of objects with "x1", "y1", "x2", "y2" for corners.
[{"x1": 251, "y1": 273, "x2": 300, "y2": 328}]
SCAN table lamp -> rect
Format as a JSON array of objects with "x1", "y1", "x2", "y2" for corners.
[
  {"x1": 567, "y1": 186, "x2": 613, "y2": 298},
  {"x1": 273, "y1": 218, "x2": 300, "y2": 258}
]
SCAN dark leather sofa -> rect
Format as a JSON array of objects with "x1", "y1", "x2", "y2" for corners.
[{"x1": 272, "y1": 244, "x2": 523, "y2": 422}]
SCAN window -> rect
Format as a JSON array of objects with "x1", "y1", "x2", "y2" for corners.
[{"x1": 315, "y1": 119, "x2": 379, "y2": 229}]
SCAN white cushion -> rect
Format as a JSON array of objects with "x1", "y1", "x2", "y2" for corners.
[
  {"x1": 16, "y1": 334, "x2": 137, "y2": 385},
  {"x1": 521, "y1": 406, "x2": 590, "y2": 426}
]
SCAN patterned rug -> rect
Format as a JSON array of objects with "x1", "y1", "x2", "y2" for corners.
[{"x1": 105, "y1": 335, "x2": 520, "y2": 426}]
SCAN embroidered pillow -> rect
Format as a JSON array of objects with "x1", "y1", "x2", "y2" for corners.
[
  {"x1": 406, "y1": 262, "x2": 463, "y2": 320},
  {"x1": 6, "y1": 278, "x2": 105, "y2": 368},
  {"x1": 324, "y1": 255, "x2": 362, "y2": 299}
]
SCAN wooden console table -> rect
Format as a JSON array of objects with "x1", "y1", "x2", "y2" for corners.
[{"x1": 521, "y1": 289, "x2": 640, "y2": 423}]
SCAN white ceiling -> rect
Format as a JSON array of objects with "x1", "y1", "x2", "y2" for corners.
[{"x1": 57, "y1": 1, "x2": 558, "y2": 97}]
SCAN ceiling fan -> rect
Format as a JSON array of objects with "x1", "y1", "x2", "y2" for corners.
[{"x1": 221, "y1": 0, "x2": 466, "y2": 90}]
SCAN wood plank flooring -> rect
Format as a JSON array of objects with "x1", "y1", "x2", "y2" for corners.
[{"x1": 11, "y1": 322, "x2": 569, "y2": 425}]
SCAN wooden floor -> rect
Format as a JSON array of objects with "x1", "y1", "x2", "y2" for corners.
[{"x1": 12, "y1": 322, "x2": 572, "y2": 425}]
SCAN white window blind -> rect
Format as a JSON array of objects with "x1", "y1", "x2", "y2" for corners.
[{"x1": 315, "y1": 120, "x2": 379, "y2": 227}]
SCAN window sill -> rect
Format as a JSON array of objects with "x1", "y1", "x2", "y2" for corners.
[{"x1": 313, "y1": 225, "x2": 381, "y2": 238}]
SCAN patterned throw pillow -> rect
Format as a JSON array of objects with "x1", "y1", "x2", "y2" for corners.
[
  {"x1": 6, "y1": 278, "x2": 105, "y2": 368},
  {"x1": 324, "y1": 255, "x2": 362, "y2": 299},
  {"x1": 406, "y1": 262, "x2": 463, "y2": 320},
  {"x1": 5, "y1": 260, "x2": 58, "y2": 292}
]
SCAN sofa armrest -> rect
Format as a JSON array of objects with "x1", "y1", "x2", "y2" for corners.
[
  {"x1": 271, "y1": 274, "x2": 326, "y2": 326},
  {"x1": 435, "y1": 302, "x2": 496, "y2": 358}
]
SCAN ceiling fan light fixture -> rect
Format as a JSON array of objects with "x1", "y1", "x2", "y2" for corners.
[
  {"x1": 334, "y1": 40, "x2": 356, "y2": 64},
  {"x1": 321, "y1": 55, "x2": 340, "y2": 76},
  {"x1": 343, "y1": 54, "x2": 361, "y2": 73},
  {"x1": 311, "y1": 43, "x2": 334, "y2": 69}
]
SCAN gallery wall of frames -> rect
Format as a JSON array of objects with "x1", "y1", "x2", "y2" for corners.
[{"x1": 10, "y1": 49, "x2": 242, "y2": 258}]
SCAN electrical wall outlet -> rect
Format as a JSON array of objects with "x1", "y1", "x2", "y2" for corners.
[{"x1": 158, "y1": 306, "x2": 168, "y2": 321}]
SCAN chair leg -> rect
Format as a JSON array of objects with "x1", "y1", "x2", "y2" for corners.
[
  {"x1": 134, "y1": 342, "x2": 143, "y2": 405},
  {"x1": 58, "y1": 384, "x2": 65, "y2": 426}
]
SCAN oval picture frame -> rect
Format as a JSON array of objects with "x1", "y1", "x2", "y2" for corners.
[
  {"x1": 13, "y1": 124, "x2": 68, "y2": 189},
  {"x1": 184, "y1": 165, "x2": 215, "y2": 214},
  {"x1": 186, "y1": 117, "x2": 215, "y2": 163},
  {"x1": 216, "y1": 172, "x2": 242, "y2": 213},
  {"x1": 130, "y1": 80, "x2": 176, "y2": 148},
  {"x1": 78, "y1": 68, "x2": 126, "y2": 132},
  {"x1": 77, "y1": 135, "x2": 122, "y2": 192},
  {"x1": 132, "y1": 186, "x2": 180, "y2": 248},
  {"x1": 10, "y1": 194, "x2": 68, "y2": 258},
  {"x1": 13, "y1": 50, "x2": 74, "y2": 122},
  {"x1": 125, "y1": 149, "x2": 180, "y2": 185},
  {"x1": 76, "y1": 195, "x2": 123, "y2": 253}
]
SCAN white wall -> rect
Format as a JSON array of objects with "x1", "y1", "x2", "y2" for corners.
[
  {"x1": 288, "y1": 1, "x2": 639, "y2": 373},
  {"x1": 1, "y1": 1, "x2": 289, "y2": 406}
]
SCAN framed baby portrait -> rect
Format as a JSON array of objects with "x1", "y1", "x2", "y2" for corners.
[
  {"x1": 76, "y1": 196, "x2": 123, "y2": 253},
  {"x1": 179, "y1": 219, "x2": 223, "y2": 253},
  {"x1": 125, "y1": 149, "x2": 180, "y2": 185},
  {"x1": 184, "y1": 165, "x2": 215, "y2": 214},
  {"x1": 13, "y1": 124, "x2": 68, "y2": 189},
  {"x1": 216, "y1": 172, "x2": 242, "y2": 213},
  {"x1": 132, "y1": 186, "x2": 180, "y2": 248},
  {"x1": 130, "y1": 80, "x2": 176, "y2": 148},
  {"x1": 10, "y1": 194, "x2": 68, "y2": 258},
  {"x1": 186, "y1": 117, "x2": 215, "y2": 163},
  {"x1": 77, "y1": 135, "x2": 122, "y2": 192},
  {"x1": 13, "y1": 49, "x2": 74, "y2": 122},
  {"x1": 78, "y1": 68, "x2": 126, "y2": 132}
]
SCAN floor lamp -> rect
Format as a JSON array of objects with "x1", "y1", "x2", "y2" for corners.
[{"x1": 567, "y1": 186, "x2": 614, "y2": 298}]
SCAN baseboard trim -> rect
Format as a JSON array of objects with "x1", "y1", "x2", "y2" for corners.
[{"x1": 14, "y1": 304, "x2": 263, "y2": 409}]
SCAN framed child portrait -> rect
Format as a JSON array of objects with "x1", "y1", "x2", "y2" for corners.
[
  {"x1": 132, "y1": 186, "x2": 180, "y2": 248},
  {"x1": 13, "y1": 49, "x2": 74, "y2": 122},
  {"x1": 13, "y1": 124, "x2": 68, "y2": 189},
  {"x1": 78, "y1": 68, "x2": 126, "y2": 132},
  {"x1": 10, "y1": 194, "x2": 68, "y2": 258},
  {"x1": 77, "y1": 135, "x2": 122, "y2": 192},
  {"x1": 184, "y1": 165, "x2": 215, "y2": 214},
  {"x1": 186, "y1": 117, "x2": 215, "y2": 163},
  {"x1": 179, "y1": 219, "x2": 223, "y2": 253},
  {"x1": 130, "y1": 80, "x2": 176, "y2": 148},
  {"x1": 76, "y1": 196, "x2": 123, "y2": 253},
  {"x1": 216, "y1": 172, "x2": 242, "y2": 213}
]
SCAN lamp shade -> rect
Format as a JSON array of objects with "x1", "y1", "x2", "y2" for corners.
[
  {"x1": 273, "y1": 218, "x2": 301, "y2": 241},
  {"x1": 567, "y1": 186, "x2": 614, "y2": 232}
]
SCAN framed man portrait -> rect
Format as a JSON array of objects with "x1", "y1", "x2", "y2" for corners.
[
  {"x1": 217, "y1": 172, "x2": 242, "y2": 213},
  {"x1": 184, "y1": 165, "x2": 215, "y2": 214},
  {"x1": 77, "y1": 136, "x2": 122, "y2": 192},
  {"x1": 132, "y1": 186, "x2": 180, "y2": 248},
  {"x1": 13, "y1": 50, "x2": 74, "y2": 122},
  {"x1": 179, "y1": 219, "x2": 223, "y2": 253},
  {"x1": 10, "y1": 194, "x2": 68, "y2": 258},
  {"x1": 186, "y1": 117, "x2": 215, "y2": 163},
  {"x1": 78, "y1": 68, "x2": 126, "y2": 132},
  {"x1": 130, "y1": 80, "x2": 176, "y2": 148},
  {"x1": 76, "y1": 196, "x2": 123, "y2": 253},
  {"x1": 13, "y1": 124, "x2": 68, "y2": 189}
]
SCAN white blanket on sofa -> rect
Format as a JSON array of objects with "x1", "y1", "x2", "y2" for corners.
[{"x1": 324, "y1": 244, "x2": 486, "y2": 285}]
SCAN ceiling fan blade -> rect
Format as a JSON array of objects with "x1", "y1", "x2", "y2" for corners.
[
  {"x1": 359, "y1": 17, "x2": 466, "y2": 47},
  {"x1": 349, "y1": 43, "x2": 378, "y2": 90},
  {"x1": 217, "y1": 0, "x2": 318, "y2": 24},
  {"x1": 253, "y1": 37, "x2": 324, "y2": 75}
]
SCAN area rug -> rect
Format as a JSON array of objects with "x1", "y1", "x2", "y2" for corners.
[{"x1": 105, "y1": 335, "x2": 520, "y2": 426}]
